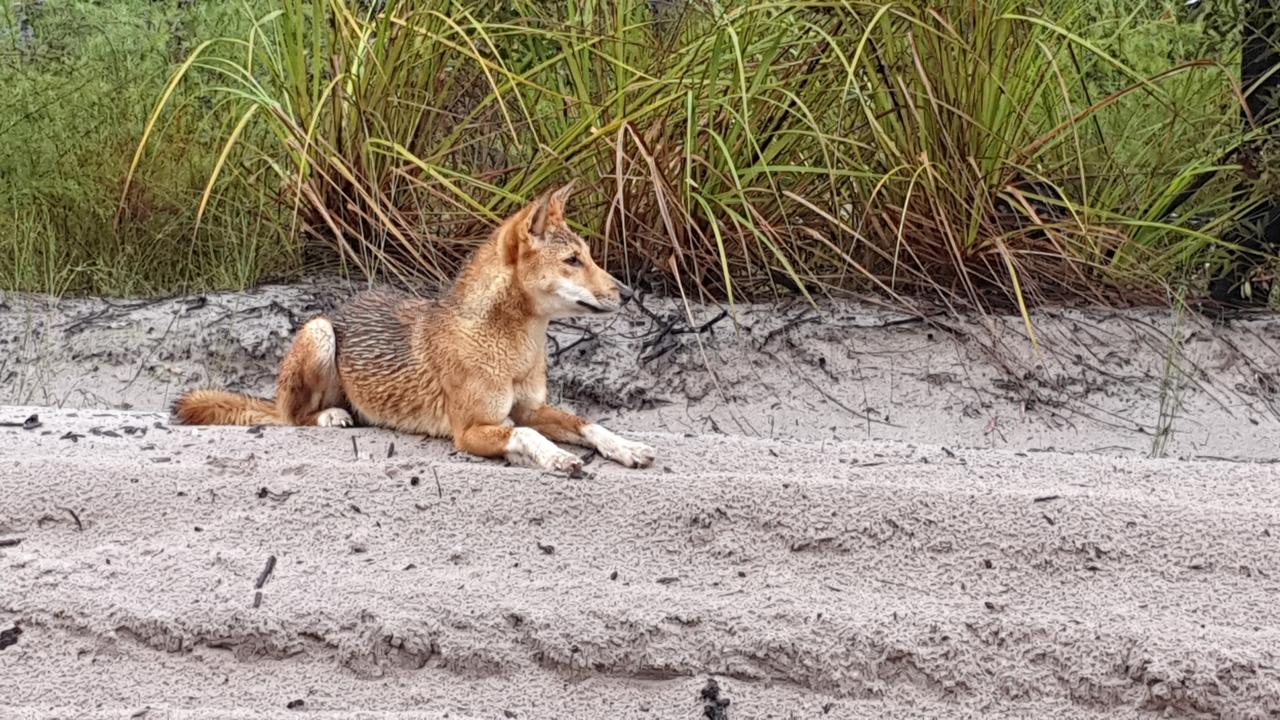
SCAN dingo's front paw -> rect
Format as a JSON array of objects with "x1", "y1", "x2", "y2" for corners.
[
  {"x1": 546, "y1": 449, "x2": 585, "y2": 477},
  {"x1": 604, "y1": 438, "x2": 655, "y2": 468},
  {"x1": 507, "y1": 427, "x2": 584, "y2": 477},
  {"x1": 583, "y1": 424, "x2": 654, "y2": 468},
  {"x1": 317, "y1": 408, "x2": 354, "y2": 427}
]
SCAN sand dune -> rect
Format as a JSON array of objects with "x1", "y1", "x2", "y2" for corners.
[
  {"x1": 2, "y1": 406, "x2": 1278, "y2": 718},
  {"x1": 4, "y1": 286, "x2": 1280, "y2": 717}
]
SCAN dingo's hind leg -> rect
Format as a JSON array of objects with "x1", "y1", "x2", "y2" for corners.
[{"x1": 277, "y1": 318, "x2": 352, "y2": 427}]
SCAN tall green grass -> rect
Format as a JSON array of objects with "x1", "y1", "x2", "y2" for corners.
[
  {"x1": 127, "y1": 0, "x2": 1270, "y2": 315},
  {"x1": 0, "y1": 0, "x2": 296, "y2": 295},
  {"x1": 6, "y1": 0, "x2": 1273, "y2": 311}
]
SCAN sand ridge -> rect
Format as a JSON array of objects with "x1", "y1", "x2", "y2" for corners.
[
  {"x1": 4, "y1": 282, "x2": 1280, "y2": 461},
  {"x1": 2, "y1": 407, "x2": 1279, "y2": 718},
  {"x1": 3, "y1": 284, "x2": 1280, "y2": 717}
]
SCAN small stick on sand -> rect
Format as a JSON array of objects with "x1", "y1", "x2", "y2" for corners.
[
  {"x1": 255, "y1": 555, "x2": 277, "y2": 589},
  {"x1": 351, "y1": 436, "x2": 359, "y2": 460},
  {"x1": 550, "y1": 327, "x2": 598, "y2": 360},
  {"x1": 0, "y1": 413, "x2": 41, "y2": 430},
  {"x1": 0, "y1": 538, "x2": 23, "y2": 548},
  {"x1": 57, "y1": 507, "x2": 83, "y2": 532}
]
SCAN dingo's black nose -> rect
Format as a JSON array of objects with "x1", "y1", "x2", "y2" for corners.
[{"x1": 615, "y1": 280, "x2": 634, "y2": 303}]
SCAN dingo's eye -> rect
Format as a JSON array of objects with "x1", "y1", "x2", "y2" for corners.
[{"x1": 564, "y1": 255, "x2": 582, "y2": 267}]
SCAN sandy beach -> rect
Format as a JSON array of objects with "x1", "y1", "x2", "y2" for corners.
[{"x1": 3, "y1": 284, "x2": 1280, "y2": 718}]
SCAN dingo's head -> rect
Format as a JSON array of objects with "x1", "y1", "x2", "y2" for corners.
[{"x1": 498, "y1": 182, "x2": 630, "y2": 319}]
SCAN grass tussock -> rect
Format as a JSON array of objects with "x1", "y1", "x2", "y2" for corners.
[
  {"x1": 0, "y1": 1, "x2": 298, "y2": 296},
  {"x1": 5, "y1": 0, "x2": 1276, "y2": 312}
]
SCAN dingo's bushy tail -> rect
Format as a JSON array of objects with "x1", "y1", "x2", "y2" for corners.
[{"x1": 173, "y1": 389, "x2": 280, "y2": 426}]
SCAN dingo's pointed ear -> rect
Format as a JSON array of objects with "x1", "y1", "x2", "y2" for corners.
[
  {"x1": 528, "y1": 190, "x2": 554, "y2": 238},
  {"x1": 546, "y1": 181, "x2": 575, "y2": 226},
  {"x1": 500, "y1": 192, "x2": 551, "y2": 265}
]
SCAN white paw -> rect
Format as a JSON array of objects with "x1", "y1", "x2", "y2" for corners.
[
  {"x1": 507, "y1": 427, "x2": 583, "y2": 476},
  {"x1": 583, "y1": 424, "x2": 655, "y2": 469},
  {"x1": 603, "y1": 438, "x2": 655, "y2": 468},
  {"x1": 545, "y1": 449, "x2": 585, "y2": 476},
  {"x1": 316, "y1": 408, "x2": 353, "y2": 427}
]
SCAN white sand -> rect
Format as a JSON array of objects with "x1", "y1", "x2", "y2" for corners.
[{"x1": 2, "y1": 284, "x2": 1280, "y2": 718}]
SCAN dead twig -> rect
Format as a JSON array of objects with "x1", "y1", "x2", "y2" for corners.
[
  {"x1": 0, "y1": 413, "x2": 41, "y2": 430},
  {"x1": 677, "y1": 308, "x2": 729, "y2": 335},
  {"x1": 255, "y1": 555, "x2": 277, "y2": 589},
  {"x1": 551, "y1": 326, "x2": 599, "y2": 360},
  {"x1": 57, "y1": 506, "x2": 83, "y2": 532},
  {"x1": 800, "y1": 374, "x2": 903, "y2": 428},
  {"x1": 256, "y1": 487, "x2": 297, "y2": 501},
  {"x1": 639, "y1": 308, "x2": 729, "y2": 364},
  {"x1": 758, "y1": 313, "x2": 819, "y2": 350}
]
